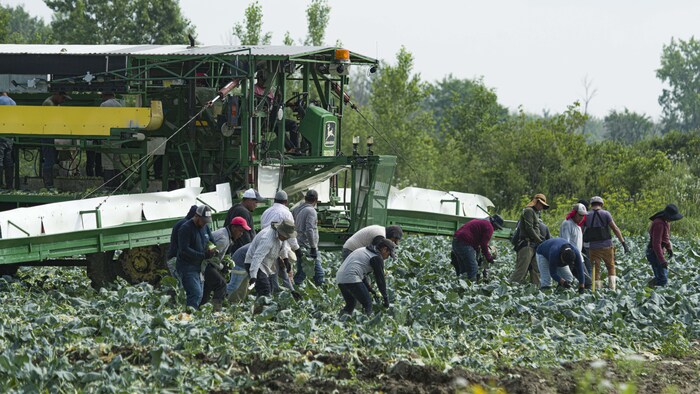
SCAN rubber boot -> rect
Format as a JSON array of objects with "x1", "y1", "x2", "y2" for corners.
[
  {"x1": 595, "y1": 280, "x2": 604, "y2": 290},
  {"x1": 211, "y1": 299, "x2": 223, "y2": 312},
  {"x1": 608, "y1": 276, "x2": 617, "y2": 290}
]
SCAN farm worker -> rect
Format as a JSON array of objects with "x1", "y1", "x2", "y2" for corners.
[
  {"x1": 560, "y1": 203, "x2": 591, "y2": 289},
  {"x1": 646, "y1": 204, "x2": 683, "y2": 287},
  {"x1": 225, "y1": 188, "x2": 265, "y2": 252},
  {"x1": 260, "y1": 190, "x2": 300, "y2": 292},
  {"x1": 97, "y1": 92, "x2": 122, "y2": 189},
  {"x1": 0, "y1": 91, "x2": 16, "y2": 189},
  {"x1": 226, "y1": 244, "x2": 250, "y2": 302},
  {"x1": 293, "y1": 190, "x2": 325, "y2": 286},
  {"x1": 509, "y1": 193, "x2": 549, "y2": 285},
  {"x1": 166, "y1": 205, "x2": 198, "y2": 280},
  {"x1": 254, "y1": 71, "x2": 301, "y2": 153},
  {"x1": 200, "y1": 216, "x2": 250, "y2": 311},
  {"x1": 583, "y1": 196, "x2": 628, "y2": 290},
  {"x1": 336, "y1": 237, "x2": 395, "y2": 315},
  {"x1": 176, "y1": 205, "x2": 216, "y2": 309},
  {"x1": 341, "y1": 225, "x2": 404, "y2": 259},
  {"x1": 245, "y1": 219, "x2": 296, "y2": 297},
  {"x1": 536, "y1": 237, "x2": 585, "y2": 293},
  {"x1": 41, "y1": 91, "x2": 71, "y2": 189},
  {"x1": 451, "y1": 215, "x2": 504, "y2": 281}
]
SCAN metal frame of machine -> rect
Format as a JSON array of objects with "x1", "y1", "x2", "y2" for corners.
[{"x1": 0, "y1": 44, "x2": 512, "y2": 281}]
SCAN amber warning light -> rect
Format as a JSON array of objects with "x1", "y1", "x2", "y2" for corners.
[{"x1": 335, "y1": 49, "x2": 350, "y2": 62}]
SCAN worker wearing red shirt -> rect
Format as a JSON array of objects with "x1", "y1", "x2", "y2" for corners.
[
  {"x1": 451, "y1": 215, "x2": 504, "y2": 281},
  {"x1": 646, "y1": 204, "x2": 683, "y2": 287}
]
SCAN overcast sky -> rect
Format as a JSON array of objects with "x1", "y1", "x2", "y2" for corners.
[{"x1": 3, "y1": 0, "x2": 699, "y2": 120}]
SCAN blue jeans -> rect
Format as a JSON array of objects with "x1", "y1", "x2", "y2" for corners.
[
  {"x1": 646, "y1": 248, "x2": 668, "y2": 286},
  {"x1": 452, "y1": 238, "x2": 478, "y2": 280},
  {"x1": 176, "y1": 260, "x2": 203, "y2": 309},
  {"x1": 226, "y1": 266, "x2": 248, "y2": 295},
  {"x1": 536, "y1": 253, "x2": 574, "y2": 288},
  {"x1": 294, "y1": 251, "x2": 324, "y2": 285}
]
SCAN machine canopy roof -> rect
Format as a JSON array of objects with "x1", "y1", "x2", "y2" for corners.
[{"x1": 0, "y1": 44, "x2": 377, "y2": 64}]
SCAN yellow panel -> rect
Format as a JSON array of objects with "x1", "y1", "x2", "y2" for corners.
[{"x1": 0, "y1": 100, "x2": 164, "y2": 136}]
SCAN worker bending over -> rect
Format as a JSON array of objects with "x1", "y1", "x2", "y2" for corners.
[
  {"x1": 341, "y1": 224, "x2": 403, "y2": 259},
  {"x1": 451, "y1": 215, "x2": 504, "y2": 281},
  {"x1": 336, "y1": 237, "x2": 395, "y2": 315}
]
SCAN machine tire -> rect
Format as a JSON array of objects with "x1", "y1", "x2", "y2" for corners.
[
  {"x1": 0, "y1": 264, "x2": 19, "y2": 277},
  {"x1": 118, "y1": 245, "x2": 166, "y2": 285},
  {"x1": 86, "y1": 251, "x2": 117, "y2": 289}
]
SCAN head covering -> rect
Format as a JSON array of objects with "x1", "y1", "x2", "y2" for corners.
[
  {"x1": 489, "y1": 215, "x2": 504, "y2": 230},
  {"x1": 526, "y1": 193, "x2": 549, "y2": 209},
  {"x1": 590, "y1": 196, "x2": 604, "y2": 206},
  {"x1": 371, "y1": 235, "x2": 386, "y2": 246},
  {"x1": 560, "y1": 246, "x2": 575, "y2": 266},
  {"x1": 272, "y1": 219, "x2": 297, "y2": 238},
  {"x1": 566, "y1": 203, "x2": 587, "y2": 226},
  {"x1": 195, "y1": 205, "x2": 212, "y2": 223},
  {"x1": 305, "y1": 189, "x2": 318, "y2": 201},
  {"x1": 230, "y1": 216, "x2": 252, "y2": 230},
  {"x1": 386, "y1": 225, "x2": 403, "y2": 241},
  {"x1": 185, "y1": 204, "x2": 198, "y2": 219},
  {"x1": 274, "y1": 190, "x2": 288, "y2": 201},
  {"x1": 375, "y1": 238, "x2": 396, "y2": 258},
  {"x1": 242, "y1": 188, "x2": 265, "y2": 202},
  {"x1": 650, "y1": 204, "x2": 683, "y2": 222}
]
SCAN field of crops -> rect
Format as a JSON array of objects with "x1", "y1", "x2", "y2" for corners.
[{"x1": 1, "y1": 235, "x2": 700, "y2": 393}]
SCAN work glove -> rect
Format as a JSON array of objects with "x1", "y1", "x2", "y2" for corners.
[
  {"x1": 283, "y1": 258, "x2": 292, "y2": 273},
  {"x1": 667, "y1": 249, "x2": 674, "y2": 258},
  {"x1": 309, "y1": 248, "x2": 318, "y2": 259},
  {"x1": 578, "y1": 286, "x2": 585, "y2": 295},
  {"x1": 248, "y1": 278, "x2": 256, "y2": 286},
  {"x1": 621, "y1": 242, "x2": 630, "y2": 254},
  {"x1": 294, "y1": 248, "x2": 303, "y2": 262},
  {"x1": 382, "y1": 296, "x2": 390, "y2": 308},
  {"x1": 482, "y1": 268, "x2": 489, "y2": 281},
  {"x1": 204, "y1": 249, "x2": 216, "y2": 259},
  {"x1": 559, "y1": 279, "x2": 572, "y2": 289},
  {"x1": 661, "y1": 260, "x2": 668, "y2": 269},
  {"x1": 291, "y1": 291, "x2": 302, "y2": 300}
]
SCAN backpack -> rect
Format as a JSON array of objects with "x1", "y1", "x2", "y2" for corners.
[
  {"x1": 510, "y1": 220, "x2": 522, "y2": 249},
  {"x1": 582, "y1": 210, "x2": 612, "y2": 243}
]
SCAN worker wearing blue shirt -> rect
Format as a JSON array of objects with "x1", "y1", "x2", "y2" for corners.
[
  {"x1": 535, "y1": 237, "x2": 585, "y2": 293},
  {"x1": 176, "y1": 205, "x2": 215, "y2": 309}
]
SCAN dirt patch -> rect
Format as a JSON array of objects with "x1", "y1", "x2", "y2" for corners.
[{"x1": 217, "y1": 348, "x2": 700, "y2": 393}]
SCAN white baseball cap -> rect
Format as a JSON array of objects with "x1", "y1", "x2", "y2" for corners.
[{"x1": 242, "y1": 188, "x2": 265, "y2": 202}]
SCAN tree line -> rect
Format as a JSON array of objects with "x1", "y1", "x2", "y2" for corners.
[{"x1": 2, "y1": 1, "x2": 699, "y2": 235}]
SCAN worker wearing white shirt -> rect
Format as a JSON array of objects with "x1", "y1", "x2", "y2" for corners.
[
  {"x1": 245, "y1": 219, "x2": 296, "y2": 297},
  {"x1": 260, "y1": 190, "x2": 299, "y2": 292},
  {"x1": 342, "y1": 225, "x2": 403, "y2": 259}
]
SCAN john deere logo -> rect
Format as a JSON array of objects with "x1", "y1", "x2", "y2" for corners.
[{"x1": 324, "y1": 121, "x2": 336, "y2": 148}]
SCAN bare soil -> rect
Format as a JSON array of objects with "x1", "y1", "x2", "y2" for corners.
[{"x1": 234, "y1": 345, "x2": 700, "y2": 394}]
